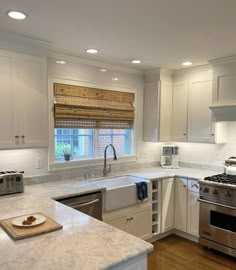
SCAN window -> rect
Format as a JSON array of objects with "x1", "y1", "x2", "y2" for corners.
[
  {"x1": 53, "y1": 83, "x2": 135, "y2": 161},
  {"x1": 54, "y1": 128, "x2": 133, "y2": 160}
]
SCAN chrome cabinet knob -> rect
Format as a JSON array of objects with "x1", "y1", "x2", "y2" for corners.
[{"x1": 21, "y1": 135, "x2": 25, "y2": 144}]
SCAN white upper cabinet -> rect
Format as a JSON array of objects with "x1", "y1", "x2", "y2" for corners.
[
  {"x1": 211, "y1": 61, "x2": 236, "y2": 105},
  {"x1": 171, "y1": 81, "x2": 188, "y2": 142},
  {"x1": 0, "y1": 51, "x2": 18, "y2": 148},
  {"x1": 144, "y1": 81, "x2": 160, "y2": 142},
  {"x1": 159, "y1": 81, "x2": 173, "y2": 141},
  {"x1": 187, "y1": 79, "x2": 214, "y2": 143},
  {"x1": 0, "y1": 50, "x2": 48, "y2": 149},
  {"x1": 209, "y1": 60, "x2": 236, "y2": 121},
  {"x1": 172, "y1": 68, "x2": 227, "y2": 144},
  {"x1": 144, "y1": 78, "x2": 173, "y2": 142},
  {"x1": 18, "y1": 54, "x2": 48, "y2": 147}
]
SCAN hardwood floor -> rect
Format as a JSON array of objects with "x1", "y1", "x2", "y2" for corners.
[{"x1": 148, "y1": 235, "x2": 236, "y2": 270}]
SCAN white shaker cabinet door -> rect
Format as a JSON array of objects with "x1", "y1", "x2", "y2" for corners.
[
  {"x1": 187, "y1": 191, "x2": 199, "y2": 237},
  {"x1": 171, "y1": 81, "x2": 188, "y2": 142},
  {"x1": 174, "y1": 178, "x2": 187, "y2": 232},
  {"x1": 187, "y1": 80, "x2": 214, "y2": 143},
  {"x1": 18, "y1": 55, "x2": 48, "y2": 147},
  {"x1": 143, "y1": 81, "x2": 160, "y2": 142},
  {"x1": 159, "y1": 81, "x2": 173, "y2": 142},
  {"x1": 0, "y1": 51, "x2": 19, "y2": 148},
  {"x1": 130, "y1": 208, "x2": 152, "y2": 240},
  {"x1": 161, "y1": 178, "x2": 175, "y2": 233},
  {"x1": 106, "y1": 215, "x2": 128, "y2": 233}
]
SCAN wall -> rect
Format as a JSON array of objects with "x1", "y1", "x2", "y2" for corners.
[
  {"x1": 175, "y1": 122, "x2": 236, "y2": 169},
  {"x1": 0, "y1": 52, "x2": 163, "y2": 178}
]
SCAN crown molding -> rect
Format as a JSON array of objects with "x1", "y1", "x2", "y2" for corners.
[
  {"x1": 209, "y1": 56, "x2": 236, "y2": 65},
  {"x1": 175, "y1": 63, "x2": 212, "y2": 73},
  {"x1": 0, "y1": 31, "x2": 51, "y2": 57}
]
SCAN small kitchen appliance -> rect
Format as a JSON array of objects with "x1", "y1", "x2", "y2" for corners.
[
  {"x1": 198, "y1": 173, "x2": 236, "y2": 257},
  {"x1": 161, "y1": 145, "x2": 179, "y2": 169},
  {"x1": 224, "y1": 156, "x2": 236, "y2": 175},
  {"x1": 0, "y1": 171, "x2": 24, "y2": 196}
]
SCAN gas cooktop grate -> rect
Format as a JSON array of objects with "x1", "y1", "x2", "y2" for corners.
[
  {"x1": 0, "y1": 171, "x2": 18, "y2": 175},
  {"x1": 204, "y1": 173, "x2": 236, "y2": 184}
]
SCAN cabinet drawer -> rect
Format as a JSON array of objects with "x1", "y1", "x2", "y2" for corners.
[{"x1": 188, "y1": 180, "x2": 199, "y2": 192}]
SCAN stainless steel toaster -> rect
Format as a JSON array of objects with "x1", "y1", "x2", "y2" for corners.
[{"x1": 0, "y1": 171, "x2": 24, "y2": 195}]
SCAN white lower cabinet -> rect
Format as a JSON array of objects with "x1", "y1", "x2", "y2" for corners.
[
  {"x1": 159, "y1": 177, "x2": 199, "y2": 237},
  {"x1": 103, "y1": 204, "x2": 152, "y2": 240},
  {"x1": 130, "y1": 208, "x2": 152, "y2": 239},
  {"x1": 108, "y1": 215, "x2": 128, "y2": 232},
  {"x1": 174, "y1": 178, "x2": 199, "y2": 236},
  {"x1": 174, "y1": 178, "x2": 187, "y2": 232},
  {"x1": 161, "y1": 178, "x2": 175, "y2": 233},
  {"x1": 187, "y1": 181, "x2": 200, "y2": 236},
  {"x1": 105, "y1": 177, "x2": 199, "y2": 241}
]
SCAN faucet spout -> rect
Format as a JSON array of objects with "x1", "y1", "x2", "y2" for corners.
[{"x1": 103, "y1": 144, "x2": 117, "y2": 177}]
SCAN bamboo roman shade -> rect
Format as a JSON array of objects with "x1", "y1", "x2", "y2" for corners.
[{"x1": 54, "y1": 83, "x2": 135, "y2": 129}]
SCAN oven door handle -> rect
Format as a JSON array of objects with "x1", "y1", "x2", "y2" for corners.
[{"x1": 197, "y1": 198, "x2": 236, "y2": 210}]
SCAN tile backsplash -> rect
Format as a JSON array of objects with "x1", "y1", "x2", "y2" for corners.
[{"x1": 1, "y1": 123, "x2": 236, "y2": 182}]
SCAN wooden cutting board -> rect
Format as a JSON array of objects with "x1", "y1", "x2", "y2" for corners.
[{"x1": 0, "y1": 212, "x2": 63, "y2": 240}]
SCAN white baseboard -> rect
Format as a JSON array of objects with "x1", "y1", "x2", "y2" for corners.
[{"x1": 147, "y1": 229, "x2": 199, "y2": 243}]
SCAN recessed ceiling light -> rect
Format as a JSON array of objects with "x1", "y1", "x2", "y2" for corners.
[
  {"x1": 86, "y1": 49, "x2": 98, "y2": 54},
  {"x1": 7, "y1": 10, "x2": 27, "y2": 20},
  {"x1": 56, "y1": 60, "x2": 66, "y2": 64},
  {"x1": 131, "y1": 60, "x2": 142, "y2": 64},
  {"x1": 112, "y1": 78, "x2": 119, "y2": 81},
  {"x1": 182, "y1": 61, "x2": 192, "y2": 66},
  {"x1": 99, "y1": 68, "x2": 107, "y2": 72},
  {"x1": 208, "y1": 69, "x2": 213, "y2": 72}
]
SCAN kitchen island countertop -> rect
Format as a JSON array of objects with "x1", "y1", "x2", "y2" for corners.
[{"x1": 0, "y1": 178, "x2": 153, "y2": 270}]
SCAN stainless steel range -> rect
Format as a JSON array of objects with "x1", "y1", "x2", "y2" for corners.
[{"x1": 198, "y1": 173, "x2": 236, "y2": 257}]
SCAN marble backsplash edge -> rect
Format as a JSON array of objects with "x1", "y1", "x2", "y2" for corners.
[
  {"x1": 179, "y1": 161, "x2": 224, "y2": 173},
  {"x1": 23, "y1": 161, "x2": 160, "y2": 185},
  {"x1": 23, "y1": 161, "x2": 225, "y2": 186}
]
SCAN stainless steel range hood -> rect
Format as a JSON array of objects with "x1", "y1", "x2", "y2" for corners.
[{"x1": 209, "y1": 104, "x2": 236, "y2": 121}]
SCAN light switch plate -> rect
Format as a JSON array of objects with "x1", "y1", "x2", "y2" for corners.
[{"x1": 35, "y1": 158, "x2": 43, "y2": 169}]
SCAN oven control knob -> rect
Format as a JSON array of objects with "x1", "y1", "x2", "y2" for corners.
[
  {"x1": 203, "y1": 187, "x2": 209, "y2": 193},
  {"x1": 226, "y1": 190, "x2": 231, "y2": 197},
  {"x1": 212, "y1": 189, "x2": 218, "y2": 195}
]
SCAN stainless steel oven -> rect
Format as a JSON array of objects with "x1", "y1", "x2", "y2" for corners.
[
  {"x1": 198, "y1": 173, "x2": 236, "y2": 257},
  {"x1": 199, "y1": 199, "x2": 236, "y2": 256}
]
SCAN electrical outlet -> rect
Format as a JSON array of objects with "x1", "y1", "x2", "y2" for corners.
[{"x1": 35, "y1": 158, "x2": 43, "y2": 169}]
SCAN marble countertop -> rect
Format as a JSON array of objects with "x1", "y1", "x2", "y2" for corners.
[
  {"x1": 0, "y1": 165, "x2": 221, "y2": 270},
  {"x1": 0, "y1": 178, "x2": 153, "y2": 270},
  {"x1": 128, "y1": 166, "x2": 220, "y2": 181}
]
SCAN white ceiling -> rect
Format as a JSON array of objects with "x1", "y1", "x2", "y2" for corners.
[{"x1": 1, "y1": 0, "x2": 236, "y2": 70}]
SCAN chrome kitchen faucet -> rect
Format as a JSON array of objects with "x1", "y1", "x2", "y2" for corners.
[{"x1": 103, "y1": 144, "x2": 117, "y2": 177}]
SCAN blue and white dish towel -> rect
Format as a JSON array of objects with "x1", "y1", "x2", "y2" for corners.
[{"x1": 136, "y1": 182, "x2": 148, "y2": 202}]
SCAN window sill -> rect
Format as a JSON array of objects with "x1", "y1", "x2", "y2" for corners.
[{"x1": 49, "y1": 155, "x2": 137, "y2": 172}]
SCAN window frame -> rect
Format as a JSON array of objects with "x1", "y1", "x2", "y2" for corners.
[
  {"x1": 54, "y1": 128, "x2": 132, "y2": 160},
  {"x1": 48, "y1": 77, "x2": 137, "y2": 172}
]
